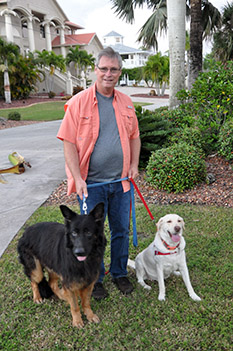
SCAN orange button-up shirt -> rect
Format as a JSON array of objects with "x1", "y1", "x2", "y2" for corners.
[{"x1": 57, "y1": 83, "x2": 139, "y2": 195}]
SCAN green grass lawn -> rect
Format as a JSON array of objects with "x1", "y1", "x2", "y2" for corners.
[
  {"x1": 0, "y1": 203, "x2": 232, "y2": 351},
  {"x1": 0, "y1": 101, "x2": 151, "y2": 122},
  {"x1": 0, "y1": 101, "x2": 66, "y2": 121}
]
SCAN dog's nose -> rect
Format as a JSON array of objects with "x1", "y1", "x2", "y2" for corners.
[
  {"x1": 174, "y1": 226, "x2": 180, "y2": 233},
  {"x1": 74, "y1": 248, "x2": 85, "y2": 256}
]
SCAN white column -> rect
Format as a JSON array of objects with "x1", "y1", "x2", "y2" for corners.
[
  {"x1": 0, "y1": 9, "x2": 18, "y2": 43},
  {"x1": 27, "y1": 18, "x2": 35, "y2": 52},
  {"x1": 60, "y1": 26, "x2": 66, "y2": 58},
  {"x1": 4, "y1": 13, "x2": 14, "y2": 43},
  {"x1": 44, "y1": 22, "x2": 52, "y2": 51}
]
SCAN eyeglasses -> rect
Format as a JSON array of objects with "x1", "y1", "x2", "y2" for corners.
[{"x1": 97, "y1": 66, "x2": 121, "y2": 74}]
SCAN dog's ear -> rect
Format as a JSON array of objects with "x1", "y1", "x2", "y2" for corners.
[
  {"x1": 181, "y1": 217, "x2": 185, "y2": 230},
  {"x1": 60, "y1": 205, "x2": 76, "y2": 221},
  {"x1": 156, "y1": 217, "x2": 163, "y2": 231},
  {"x1": 89, "y1": 202, "x2": 105, "y2": 222}
]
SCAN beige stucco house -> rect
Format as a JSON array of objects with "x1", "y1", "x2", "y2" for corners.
[{"x1": 0, "y1": 0, "x2": 103, "y2": 93}]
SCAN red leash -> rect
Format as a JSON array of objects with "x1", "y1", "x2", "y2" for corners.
[{"x1": 130, "y1": 178, "x2": 155, "y2": 221}]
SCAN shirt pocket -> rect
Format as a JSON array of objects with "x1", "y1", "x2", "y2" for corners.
[
  {"x1": 77, "y1": 115, "x2": 93, "y2": 138},
  {"x1": 121, "y1": 109, "x2": 135, "y2": 136}
]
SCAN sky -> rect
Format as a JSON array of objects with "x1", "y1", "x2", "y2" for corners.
[{"x1": 57, "y1": 0, "x2": 228, "y2": 55}]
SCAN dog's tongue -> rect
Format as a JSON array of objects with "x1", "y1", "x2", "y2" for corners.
[
  {"x1": 171, "y1": 234, "x2": 180, "y2": 242},
  {"x1": 77, "y1": 256, "x2": 87, "y2": 261}
]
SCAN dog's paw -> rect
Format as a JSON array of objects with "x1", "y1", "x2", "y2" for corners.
[
  {"x1": 88, "y1": 313, "x2": 100, "y2": 324},
  {"x1": 144, "y1": 285, "x2": 152, "y2": 290},
  {"x1": 158, "y1": 294, "x2": 166, "y2": 301},
  {"x1": 84, "y1": 308, "x2": 100, "y2": 324},
  {"x1": 33, "y1": 297, "x2": 43, "y2": 304},
  {"x1": 73, "y1": 318, "x2": 84, "y2": 328},
  {"x1": 173, "y1": 271, "x2": 181, "y2": 276},
  {"x1": 138, "y1": 280, "x2": 151, "y2": 290},
  {"x1": 190, "y1": 293, "x2": 201, "y2": 301}
]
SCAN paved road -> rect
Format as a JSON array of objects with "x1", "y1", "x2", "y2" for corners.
[
  {"x1": 0, "y1": 87, "x2": 168, "y2": 258},
  {"x1": 0, "y1": 121, "x2": 66, "y2": 257}
]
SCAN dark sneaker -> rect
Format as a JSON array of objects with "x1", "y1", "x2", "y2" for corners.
[
  {"x1": 92, "y1": 282, "x2": 109, "y2": 300},
  {"x1": 112, "y1": 277, "x2": 134, "y2": 295}
]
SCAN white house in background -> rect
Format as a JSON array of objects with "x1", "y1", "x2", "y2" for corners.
[
  {"x1": 0, "y1": 0, "x2": 103, "y2": 93},
  {"x1": 103, "y1": 31, "x2": 151, "y2": 69}
]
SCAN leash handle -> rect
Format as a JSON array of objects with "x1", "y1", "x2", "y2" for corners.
[{"x1": 82, "y1": 195, "x2": 87, "y2": 215}]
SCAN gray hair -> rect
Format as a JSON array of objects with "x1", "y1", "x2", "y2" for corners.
[{"x1": 96, "y1": 47, "x2": 122, "y2": 69}]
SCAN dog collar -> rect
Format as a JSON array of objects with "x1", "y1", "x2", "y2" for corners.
[
  {"x1": 154, "y1": 250, "x2": 177, "y2": 256},
  {"x1": 160, "y1": 235, "x2": 180, "y2": 251}
]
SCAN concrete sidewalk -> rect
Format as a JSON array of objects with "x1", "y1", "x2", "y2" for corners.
[{"x1": 0, "y1": 120, "x2": 66, "y2": 257}]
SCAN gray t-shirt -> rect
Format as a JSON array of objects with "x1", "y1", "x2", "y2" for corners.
[{"x1": 87, "y1": 91, "x2": 123, "y2": 182}]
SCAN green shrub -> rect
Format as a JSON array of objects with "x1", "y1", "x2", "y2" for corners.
[
  {"x1": 7, "y1": 55, "x2": 44, "y2": 100},
  {"x1": 146, "y1": 142, "x2": 206, "y2": 193},
  {"x1": 135, "y1": 106, "x2": 179, "y2": 167},
  {"x1": 8, "y1": 111, "x2": 21, "y2": 121},
  {"x1": 166, "y1": 105, "x2": 195, "y2": 129},
  {"x1": 176, "y1": 61, "x2": 233, "y2": 154},
  {"x1": 48, "y1": 91, "x2": 56, "y2": 98},
  {"x1": 166, "y1": 126, "x2": 204, "y2": 152},
  {"x1": 218, "y1": 120, "x2": 233, "y2": 161}
]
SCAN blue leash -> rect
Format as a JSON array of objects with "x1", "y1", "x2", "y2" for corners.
[{"x1": 82, "y1": 177, "x2": 138, "y2": 247}]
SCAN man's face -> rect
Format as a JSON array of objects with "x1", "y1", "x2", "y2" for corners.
[{"x1": 95, "y1": 56, "x2": 122, "y2": 94}]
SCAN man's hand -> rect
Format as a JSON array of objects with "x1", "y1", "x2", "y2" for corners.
[
  {"x1": 75, "y1": 178, "x2": 88, "y2": 200},
  {"x1": 129, "y1": 137, "x2": 140, "y2": 180},
  {"x1": 128, "y1": 165, "x2": 139, "y2": 180}
]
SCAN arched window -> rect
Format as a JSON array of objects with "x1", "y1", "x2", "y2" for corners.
[
  {"x1": 40, "y1": 24, "x2": 45, "y2": 38},
  {"x1": 22, "y1": 21, "x2": 28, "y2": 38}
]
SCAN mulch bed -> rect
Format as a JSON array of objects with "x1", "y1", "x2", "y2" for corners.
[
  {"x1": 1, "y1": 97, "x2": 232, "y2": 208},
  {"x1": 43, "y1": 155, "x2": 232, "y2": 208},
  {"x1": 0, "y1": 95, "x2": 65, "y2": 110}
]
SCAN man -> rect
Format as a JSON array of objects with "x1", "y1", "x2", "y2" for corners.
[{"x1": 57, "y1": 47, "x2": 140, "y2": 300}]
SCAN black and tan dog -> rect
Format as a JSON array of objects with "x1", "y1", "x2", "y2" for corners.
[{"x1": 17, "y1": 203, "x2": 106, "y2": 328}]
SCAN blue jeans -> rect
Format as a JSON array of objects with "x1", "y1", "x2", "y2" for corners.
[{"x1": 78, "y1": 181, "x2": 131, "y2": 283}]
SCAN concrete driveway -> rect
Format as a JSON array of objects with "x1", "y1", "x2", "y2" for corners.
[
  {"x1": 0, "y1": 120, "x2": 66, "y2": 257},
  {"x1": 116, "y1": 86, "x2": 169, "y2": 110}
]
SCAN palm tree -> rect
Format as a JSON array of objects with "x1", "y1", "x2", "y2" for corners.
[
  {"x1": 34, "y1": 50, "x2": 66, "y2": 94},
  {"x1": 212, "y1": 2, "x2": 233, "y2": 62},
  {"x1": 167, "y1": 0, "x2": 186, "y2": 107},
  {"x1": 66, "y1": 46, "x2": 83, "y2": 76},
  {"x1": 112, "y1": 0, "x2": 185, "y2": 107},
  {"x1": 159, "y1": 54, "x2": 169, "y2": 95},
  {"x1": 0, "y1": 38, "x2": 19, "y2": 103},
  {"x1": 189, "y1": 0, "x2": 202, "y2": 89},
  {"x1": 144, "y1": 52, "x2": 169, "y2": 95},
  {"x1": 66, "y1": 46, "x2": 95, "y2": 78},
  {"x1": 79, "y1": 50, "x2": 95, "y2": 78},
  {"x1": 188, "y1": 0, "x2": 221, "y2": 88},
  {"x1": 111, "y1": 0, "x2": 221, "y2": 96},
  {"x1": 144, "y1": 53, "x2": 162, "y2": 90},
  {"x1": 137, "y1": 0, "x2": 167, "y2": 51},
  {"x1": 9, "y1": 55, "x2": 44, "y2": 99}
]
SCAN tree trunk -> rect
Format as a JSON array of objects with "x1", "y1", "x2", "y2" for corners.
[
  {"x1": 167, "y1": 0, "x2": 186, "y2": 108},
  {"x1": 4, "y1": 59, "x2": 11, "y2": 104},
  {"x1": 161, "y1": 81, "x2": 166, "y2": 96},
  {"x1": 189, "y1": 0, "x2": 203, "y2": 89}
]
